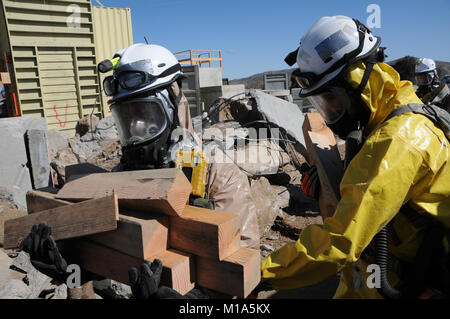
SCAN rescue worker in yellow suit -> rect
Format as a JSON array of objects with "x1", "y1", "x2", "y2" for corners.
[{"x1": 260, "y1": 15, "x2": 450, "y2": 299}]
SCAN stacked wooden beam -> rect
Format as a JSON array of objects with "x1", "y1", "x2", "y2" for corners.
[
  {"x1": 302, "y1": 113, "x2": 344, "y2": 219},
  {"x1": 3, "y1": 168, "x2": 260, "y2": 298}
]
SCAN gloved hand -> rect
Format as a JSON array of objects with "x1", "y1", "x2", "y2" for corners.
[
  {"x1": 300, "y1": 163, "x2": 320, "y2": 201},
  {"x1": 19, "y1": 222, "x2": 68, "y2": 282},
  {"x1": 129, "y1": 259, "x2": 186, "y2": 299}
]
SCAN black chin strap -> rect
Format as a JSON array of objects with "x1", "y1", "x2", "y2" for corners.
[{"x1": 356, "y1": 47, "x2": 386, "y2": 94}]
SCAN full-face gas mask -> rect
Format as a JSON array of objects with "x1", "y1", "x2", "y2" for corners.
[
  {"x1": 415, "y1": 70, "x2": 440, "y2": 98},
  {"x1": 110, "y1": 89, "x2": 176, "y2": 170}
]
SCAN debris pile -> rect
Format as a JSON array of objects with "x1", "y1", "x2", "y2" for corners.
[
  {"x1": 196, "y1": 89, "x2": 328, "y2": 257},
  {"x1": 2, "y1": 168, "x2": 261, "y2": 298},
  {"x1": 0, "y1": 90, "x2": 346, "y2": 299},
  {"x1": 49, "y1": 115, "x2": 122, "y2": 186}
]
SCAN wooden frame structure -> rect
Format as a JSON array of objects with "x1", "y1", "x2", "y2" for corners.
[{"x1": 174, "y1": 49, "x2": 222, "y2": 69}]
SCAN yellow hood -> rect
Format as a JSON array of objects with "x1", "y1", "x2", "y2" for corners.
[{"x1": 344, "y1": 61, "x2": 423, "y2": 134}]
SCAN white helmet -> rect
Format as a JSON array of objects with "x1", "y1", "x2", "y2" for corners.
[
  {"x1": 415, "y1": 58, "x2": 436, "y2": 74},
  {"x1": 287, "y1": 15, "x2": 381, "y2": 97},
  {"x1": 415, "y1": 58, "x2": 438, "y2": 87},
  {"x1": 107, "y1": 43, "x2": 183, "y2": 103}
]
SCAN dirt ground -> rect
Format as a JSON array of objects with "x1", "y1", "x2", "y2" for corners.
[{"x1": 0, "y1": 201, "x2": 27, "y2": 250}]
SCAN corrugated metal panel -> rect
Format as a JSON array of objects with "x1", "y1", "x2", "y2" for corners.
[
  {"x1": 92, "y1": 6, "x2": 133, "y2": 116},
  {"x1": 1, "y1": 0, "x2": 102, "y2": 133},
  {"x1": 92, "y1": 6, "x2": 133, "y2": 62},
  {"x1": 264, "y1": 72, "x2": 289, "y2": 90}
]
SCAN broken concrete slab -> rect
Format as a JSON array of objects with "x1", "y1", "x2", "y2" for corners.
[
  {"x1": 25, "y1": 268, "x2": 53, "y2": 299},
  {"x1": 0, "y1": 279, "x2": 32, "y2": 299},
  {"x1": 0, "y1": 250, "x2": 25, "y2": 283},
  {"x1": 70, "y1": 116, "x2": 119, "y2": 163},
  {"x1": 248, "y1": 89, "x2": 306, "y2": 149},
  {"x1": 11, "y1": 251, "x2": 34, "y2": 274},
  {"x1": 0, "y1": 117, "x2": 47, "y2": 209},
  {"x1": 47, "y1": 129, "x2": 70, "y2": 159},
  {"x1": 51, "y1": 147, "x2": 80, "y2": 185},
  {"x1": 43, "y1": 283, "x2": 68, "y2": 299},
  {"x1": 26, "y1": 130, "x2": 51, "y2": 189},
  {"x1": 83, "y1": 115, "x2": 118, "y2": 142}
]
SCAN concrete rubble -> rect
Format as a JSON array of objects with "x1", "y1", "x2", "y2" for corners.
[
  {"x1": 49, "y1": 115, "x2": 122, "y2": 186},
  {"x1": 0, "y1": 90, "x2": 332, "y2": 299},
  {"x1": 0, "y1": 117, "x2": 47, "y2": 209},
  {"x1": 0, "y1": 250, "x2": 67, "y2": 299}
]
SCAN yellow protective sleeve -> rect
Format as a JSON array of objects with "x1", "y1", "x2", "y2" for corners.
[{"x1": 261, "y1": 127, "x2": 429, "y2": 291}]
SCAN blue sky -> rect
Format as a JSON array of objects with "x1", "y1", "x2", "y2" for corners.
[{"x1": 93, "y1": 0, "x2": 450, "y2": 80}]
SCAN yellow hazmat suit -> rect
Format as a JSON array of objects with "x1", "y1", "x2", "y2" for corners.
[{"x1": 260, "y1": 61, "x2": 450, "y2": 298}]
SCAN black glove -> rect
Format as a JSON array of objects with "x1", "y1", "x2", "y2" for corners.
[
  {"x1": 129, "y1": 259, "x2": 189, "y2": 299},
  {"x1": 19, "y1": 222, "x2": 68, "y2": 282},
  {"x1": 300, "y1": 163, "x2": 320, "y2": 201}
]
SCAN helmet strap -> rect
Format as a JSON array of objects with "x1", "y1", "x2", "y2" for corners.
[{"x1": 356, "y1": 48, "x2": 386, "y2": 94}]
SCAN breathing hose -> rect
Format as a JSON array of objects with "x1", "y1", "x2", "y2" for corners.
[{"x1": 375, "y1": 226, "x2": 402, "y2": 299}]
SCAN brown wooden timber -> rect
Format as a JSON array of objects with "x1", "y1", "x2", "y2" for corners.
[
  {"x1": 63, "y1": 239, "x2": 195, "y2": 295},
  {"x1": 55, "y1": 168, "x2": 192, "y2": 217},
  {"x1": 196, "y1": 248, "x2": 261, "y2": 298},
  {"x1": 169, "y1": 205, "x2": 241, "y2": 261},
  {"x1": 302, "y1": 113, "x2": 344, "y2": 219},
  {"x1": 4, "y1": 194, "x2": 119, "y2": 249},
  {"x1": 25, "y1": 190, "x2": 169, "y2": 259}
]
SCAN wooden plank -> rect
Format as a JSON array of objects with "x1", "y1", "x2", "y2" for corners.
[
  {"x1": 153, "y1": 249, "x2": 196, "y2": 296},
  {"x1": 56, "y1": 168, "x2": 192, "y2": 217},
  {"x1": 302, "y1": 113, "x2": 344, "y2": 219},
  {"x1": 62, "y1": 239, "x2": 195, "y2": 295},
  {"x1": 26, "y1": 190, "x2": 169, "y2": 260},
  {"x1": 169, "y1": 205, "x2": 241, "y2": 260},
  {"x1": 26, "y1": 190, "x2": 69, "y2": 214},
  {"x1": 196, "y1": 248, "x2": 261, "y2": 298},
  {"x1": 87, "y1": 211, "x2": 169, "y2": 260},
  {"x1": 3, "y1": 194, "x2": 119, "y2": 249}
]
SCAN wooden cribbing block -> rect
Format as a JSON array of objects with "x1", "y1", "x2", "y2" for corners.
[
  {"x1": 26, "y1": 190, "x2": 169, "y2": 260},
  {"x1": 169, "y1": 205, "x2": 241, "y2": 261},
  {"x1": 196, "y1": 248, "x2": 260, "y2": 298},
  {"x1": 154, "y1": 249, "x2": 196, "y2": 295},
  {"x1": 26, "y1": 190, "x2": 70, "y2": 214},
  {"x1": 302, "y1": 113, "x2": 344, "y2": 219},
  {"x1": 63, "y1": 239, "x2": 195, "y2": 295},
  {"x1": 56, "y1": 168, "x2": 192, "y2": 217},
  {"x1": 4, "y1": 194, "x2": 119, "y2": 249},
  {"x1": 87, "y1": 211, "x2": 169, "y2": 260}
]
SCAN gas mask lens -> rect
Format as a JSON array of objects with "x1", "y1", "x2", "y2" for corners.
[
  {"x1": 307, "y1": 87, "x2": 349, "y2": 124},
  {"x1": 415, "y1": 71, "x2": 435, "y2": 86},
  {"x1": 111, "y1": 98, "x2": 168, "y2": 147}
]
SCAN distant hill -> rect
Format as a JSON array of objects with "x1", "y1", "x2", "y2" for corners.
[{"x1": 230, "y1": 57, "x2": 450, "y2": 89}]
